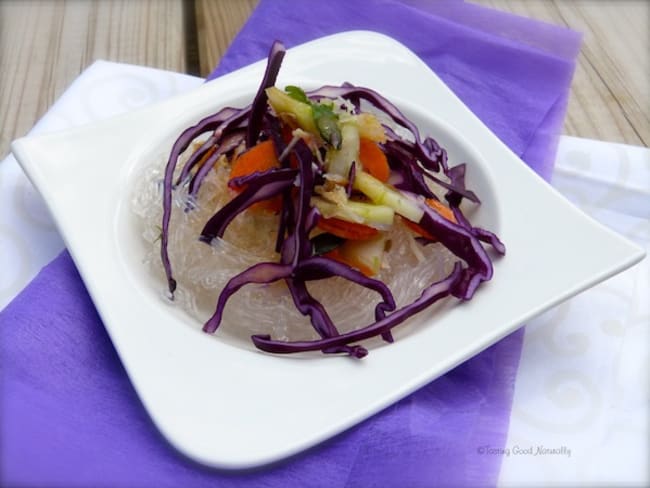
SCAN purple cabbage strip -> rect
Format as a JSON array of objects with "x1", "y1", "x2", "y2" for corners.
[
  {"x1": 162, "y1": 109, "x2": 248, "y2": 294},
  {"x1": 200, "y1": 141, "x2": 311, "y2": 335},
  {"x1": 199, "y1": 167, "x2": 298, "y2": 243},
  {"x1": 203, "y1": 262, "x2": 292, "y2": 333},
  {"x1": 383, "y1": 140, "x2": 435, "y2": 198},
  {"x1": 294, "y1": 256, "x2": 396, "y2": 316},
  {"x1": 292, "y1": 252, "x2": 395, "y2": 346},
  {"x1": 274, "y1": 192, "x2": 292, "y2": 253},
  {"x1": 279, "y1": 140, "x2": 316, "y2": 267},
  {"x1": 285, "y1": 279, "x2": 367, "y2": 357},
  {"x1": 246, "y1": 41, "x2": 285, "y2": 147},
  {"x1": 384, "y1": 129, "x2": 446, "y2": 176},
  {"x1": 383, "y1": 136, "x2": 479, "y2": 204},
  {"x1": 250, "y1": 263, "x2": 463, "y2": 354},
  {"x1": 451, "y1": 206, "x2": 506, "y2": 256},
  {"x1": 414, "y1": 196, "x2": 493, "y2": 300},
  {"x1": 266, "y1": 141, "x2": 295, "y2": 253},
  {"x1": 178, "y1": 108, "x2": 250, "y2": 186},
  {"x1": 443, "y1": 163, "x2": 473, "y2": 207},
  {"x1": 423, "y1": 136, "x2": 448, "y2": 172},
  {"x1": 262, "y1": 113, "x2": 288, "y2": 160},
  {"x1": 473, "y1": 228, "x2": 506, "y2": 255},
  {"x1": 309, "y1": 85, "x2": 420, "y2": 139},
  {"x1": 323, "y1": 344, "x2": 368, "y2": 358},
  {"x1": 286, "y1": 278, "x2": 340, "y2": 338},
  {"x1": 270, "y1": 117, "x2": 295, "y2": 254},
  {"x1": 175, "y1": 135, "x2": 216, "y2": 187},
  {"x1": 426, "y1": 172, "x2": 480, "y2": 205},
  {"x1": 174, "y1": 106, "x2": 242, "y2": 186},
  {"x1": 188, "y1": 128, "x2": 246, "y2": 199},
  {"x1": 161, "y1": 104, "x2": 255, "y2": 295}
]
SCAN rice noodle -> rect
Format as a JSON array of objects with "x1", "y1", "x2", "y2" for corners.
[{"x1": 131, "y1": 155, "x2": 456, "y2": 343}]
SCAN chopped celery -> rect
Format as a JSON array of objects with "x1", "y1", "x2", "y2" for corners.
[
  {"x1": 353, "y1": 171, "x2": 424, "y2": 223},
  {"x1": 311, "y1": 196, "x2": 394, "y2": 226},
  {"x1": 274, "y1": 86, "x2": 342, "y2": 147},
  {"x1": 265, "y1": 87, "x2": 319, "y2": 135},
  {"x1": 338, "y1": 234, "x2": 389, "y2": 276},
  {"x1": 326, "y1": 122, "x2": 360, "y2": 177},
  {"x1": 313, "y1": 103, "x2": 341, "y2": 149}
]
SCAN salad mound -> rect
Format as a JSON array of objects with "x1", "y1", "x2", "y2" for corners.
[{"x1": 158, "y1": 41, "x2": 505, "y2": 358}]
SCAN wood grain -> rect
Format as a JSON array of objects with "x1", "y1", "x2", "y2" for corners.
[
  {"x1": 472, "y1": 0, "x2": 649, "y2": 146},
  {"x1": 1, "y1": 0, "x2": 647, "y2": 160},
  {"x1": 195, "y1": 0, "x2": 258, "y2": 76},
  {"x1": 193, "y1": 0, "x2": 649, "y2": 146},
  {"x1": 0, "y1": 0, "x2": 186, "y2": 158}
]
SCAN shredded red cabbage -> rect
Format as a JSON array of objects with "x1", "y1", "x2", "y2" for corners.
[
  {"x1": 250, "y1": 263, "x2": 464, "y2": 355},
  {"x1": 159, "y1": 41, "x2": 504, "y2": 357}
]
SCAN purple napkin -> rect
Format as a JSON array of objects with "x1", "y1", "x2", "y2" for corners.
[{"x1": 1, "y1": 1, "x2": 580, "y2": 486}]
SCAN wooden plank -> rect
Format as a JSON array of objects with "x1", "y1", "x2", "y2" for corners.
[
  {"x1": 198, "y1": 0, "x2": 648, "y2": 146},
  {"x1": 194, "y1": 0, "x2": 258, "y2": 76},
  {"x1": 2, "y1": 0, "x2": 646, "y2": 159},
  {"x1": 471, "y1": 0, "x2": 649, "y2": 146},
  {"x1": 0, "y1": 0, "x2": 186, "y2": 158}
]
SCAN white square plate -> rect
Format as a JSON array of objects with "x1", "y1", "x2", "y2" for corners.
[{"x1": 11, "y1": 31, "x2": 645, "y2": 468}]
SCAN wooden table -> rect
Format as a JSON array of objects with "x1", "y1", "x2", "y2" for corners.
[{"x1": 1, "y1": 0, "x2": 648, "y2": 160}]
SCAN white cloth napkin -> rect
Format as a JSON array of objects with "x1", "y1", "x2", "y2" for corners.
[
  {"x1": 0, "y1": 61, "x2": 202, "y2": 307},
  {"x1": 499, "y1": 136, "x2": 649, "y2": 486},
  {"x1": 1, "y1": 60, "x2": 647, "y2": 486}
]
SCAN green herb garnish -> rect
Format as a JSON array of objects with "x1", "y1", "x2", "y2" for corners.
[
  {"x1": 285, "y1": 85, "x2": 310, "y2": 104},
  {"x1": 284, "y1": 85, "x2": 342, "y2": 149}
]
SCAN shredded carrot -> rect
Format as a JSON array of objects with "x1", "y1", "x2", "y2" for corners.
[
  {"x1": 324, "y1": 247, "x2": 376, "y2": 277},
  {"x1": 230, "y1": 140, "x2": 279, "y2": 184},
  {"x1": 402, "y1": 198, "x2": 457, "y2": 241},
  {"x1": 229, "y1": 140, "x2": 281, "y2": 212},
  {"x1": 317, "y1": 217, "x2": 379, "y2": 240},
  {"x1": 358, "y1": 138, "x2": 390, "y2": 182}
]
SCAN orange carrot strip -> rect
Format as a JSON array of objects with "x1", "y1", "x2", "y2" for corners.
[
  {"x1": 427, "y1": 198, "x2": 456, "y2": 221},
  {"x1": 317, "y1": 217, "x2": 379, "y2": 240},
  {"x1": 402, "y1": 198, "x2": 457, "y2": 242},
  {"x1": 229, "y1": 140, "x2": 280, "y2": 186},
  {"x1": 358, "y1": 138, "x2": 390, "y2": 182},
  {"x1": 229, "y1": 140, "x2": 282, "y2": 212},
  {"x1": 324, "y1": 247, "x2": 376, "y2": 277}
]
